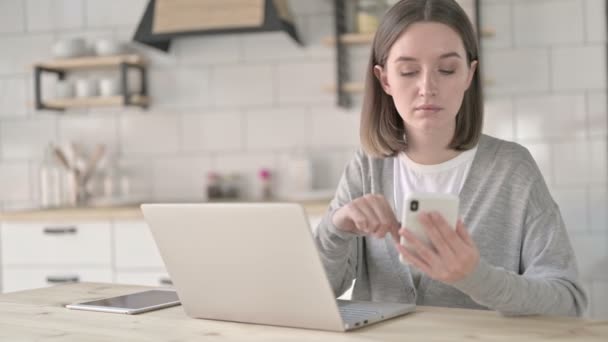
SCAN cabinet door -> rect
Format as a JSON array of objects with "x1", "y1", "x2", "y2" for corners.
[
  {"x1": 113, "y1": 220, "x2": 165, "y2": 269},
  {"x1": 1, "y1": 222, "x2": 112, "y2": 266},
  {"x1": 2, "y1": 267, "x2": 113, "y2": 293}
]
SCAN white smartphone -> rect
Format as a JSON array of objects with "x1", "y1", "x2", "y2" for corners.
[
  {"x1": 399, "y1": 192, "x2": 459, "y2": 264},
  {"x1": 65, "y1": 289, "x2": 180, "y2": 314}
]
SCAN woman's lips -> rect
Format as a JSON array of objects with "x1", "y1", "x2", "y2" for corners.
[{"x1": 415, "y1": 104, "x2": 443, "y2": 111}]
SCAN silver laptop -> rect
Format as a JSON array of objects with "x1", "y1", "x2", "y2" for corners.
[{"x1": 140, "y1": 203, "x2": 415, "y2": 332}]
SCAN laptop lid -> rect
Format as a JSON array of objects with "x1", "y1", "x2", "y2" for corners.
[{"x1": 141, "y1": 203, "x2": 346, "y2": 331}]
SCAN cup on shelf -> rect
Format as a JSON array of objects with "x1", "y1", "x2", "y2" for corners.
[
  {"x1": 98, "y1": 78, "x2": 122, "y2": 97},
  {"x1": 52, "y1": 38, "x2": 87, "y2": 59},
  {"x1": 74, "y1": 78, "x2": 99, "y2": 98},
  {"x1": 94, "y1": 38, "x2": 124, "y2": 56},
  {"x1": 54, "y1": 80, "x2": 74, "y2": 99}
]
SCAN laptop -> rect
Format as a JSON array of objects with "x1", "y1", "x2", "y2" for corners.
[{"x1": 140, "y1": 203, "x2": 415, "y2": 331}]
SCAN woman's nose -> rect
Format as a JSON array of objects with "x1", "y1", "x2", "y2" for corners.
[{"x1": 418, "y1": 72, "x2": 438, "y2": 97}]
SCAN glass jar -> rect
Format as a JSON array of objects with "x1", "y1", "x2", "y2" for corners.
[{"x1": 39, "y1": 143, "x2": 64, "y2": 208}]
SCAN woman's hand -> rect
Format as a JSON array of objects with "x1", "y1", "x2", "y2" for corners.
[
  {"x1": 396, "y1": 211, "x2": 480, "y2": 284},
  {"x1": 332, "y1": 194, "x2": 400, "y2": 242}
]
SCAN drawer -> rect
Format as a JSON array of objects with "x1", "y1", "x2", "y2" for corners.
[
  {"x1": 1, "y1": 222, "x2": 112, "y2": 266},
  {"x1": 115, "y1": 271, "x2": 172, "y2": 288},
  {"x1": 113, "y1": 221, "x2": 165, "y2": 269},
  {"x1": 1, "y1": 267, "x2": 113, "y2": 293}
]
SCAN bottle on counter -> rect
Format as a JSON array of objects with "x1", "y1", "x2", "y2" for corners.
[
  {"x1": 259, "y1": 168, "x2": 273, "y2": 201},
  {"x1": 222, "y1": 173, "x2": 241, "y2": 200},
  {"x1": 39, "y1": 143, "x2": 65, "y2": 208},
  {"x1": 206, "y1": 172, "x2": 223, "y2": 200}
]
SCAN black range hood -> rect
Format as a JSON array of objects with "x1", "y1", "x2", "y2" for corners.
[{"x1": 133, "y1": 0, "x2": 302, "y2": 52}]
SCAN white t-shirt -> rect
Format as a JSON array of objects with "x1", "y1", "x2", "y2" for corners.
[{"x1": 393, "y1": 146, "x2": 478, "y2": 288}]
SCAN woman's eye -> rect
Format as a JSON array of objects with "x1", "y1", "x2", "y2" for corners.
[
  {"x1": 399, "y1": 71, "x2": 418, "y2": 77},
  {"x1": 439, "y1": 69, "x2": 455, "y2": 75}
]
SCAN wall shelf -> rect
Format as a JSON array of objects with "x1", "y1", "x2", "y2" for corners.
[
  {"x1": 42, "y1": 95, "x2": 149, "y2": 110},
  {"x1": 33, "y1": 54, "x2": 149, "y2": 111},
  {"x1": 33, "y1": 54, "x2": 146, "y2": 70}
]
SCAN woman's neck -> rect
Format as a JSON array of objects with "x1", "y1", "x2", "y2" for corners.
[{"x1": 404, "y1": 127, "x2": 460, "y2": 165}]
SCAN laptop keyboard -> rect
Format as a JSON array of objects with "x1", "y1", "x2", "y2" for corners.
[{"x1": 337, "y1": 301, "x2": 381, "y2": 321}]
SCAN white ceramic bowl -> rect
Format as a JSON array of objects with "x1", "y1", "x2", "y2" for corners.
[
  {"x1": 94, "y1": 39, "x2": 124, "y2": 56},
  {"x1": 54, "y1": 80, "x2": 75, "y2": 99},
  {"x1": 75, "y1": 79, "x2": 99, "y2": 98},
  {"x1": 98, "y1": 78, "x2": 122, "y2": 97},
  {"x1": 52, "y1": 38, "x2": 87, "y2": 58}
]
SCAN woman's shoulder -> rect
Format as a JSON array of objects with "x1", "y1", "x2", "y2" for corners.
[
  {"x1": 477, "y1": 134, "x2": 542, "y2": 180},
  {"x1": 350, "y1": 147, "x2": 395, "y2": 168}
]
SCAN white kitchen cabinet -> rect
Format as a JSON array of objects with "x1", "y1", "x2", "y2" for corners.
[
  {"x1": 0, "y1": 204, "x2": 328, "y2": 293},
  {"x1": 112, "y1": 220, "x2": 170, "y2": 287},
  {"x1": 113, "y1": 220, "x2": 165, "y2": 269},
  {"x1": 1, "y1": 222, "x2": 112, "y2": 266},
  {"x1": 0, "y1": 221, "x2": 113, "y2": 293},
  {"x1": 2, "y1": 267, "x2": 112, "y2": 293}
]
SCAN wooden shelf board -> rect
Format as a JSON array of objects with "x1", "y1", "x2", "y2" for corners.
[
  {"x1": 322, "y1": 33, "x2": 375, "y2": 46},
  {"x1": 323, "y1": 82, "x2": 366, "y2": 94},
  {"x1": 34, "y1": 54, "x2": 145, "y2": 70},
  {"x1": 480, "y1": 28, "x2": 496, "y2": 38},
  {"x1": 43, "y1": 95, "x2": 148, "y2": 109}
]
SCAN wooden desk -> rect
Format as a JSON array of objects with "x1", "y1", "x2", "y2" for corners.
[{"x1": 0, "y1": 283, "x2": 606, "y2": 341}]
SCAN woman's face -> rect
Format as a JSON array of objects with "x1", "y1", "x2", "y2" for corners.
[{"x1": 374, "y1": 22, "x2": 477, "y2": 135}]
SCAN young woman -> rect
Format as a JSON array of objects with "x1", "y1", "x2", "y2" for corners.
[{"x1": 314, "y1": 0, "x2": 587, "y2": 317}]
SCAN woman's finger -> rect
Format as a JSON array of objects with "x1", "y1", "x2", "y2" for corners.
[
  {"x1": 396, "y1": 242, "x2": 433, "y2": 275},
  {"x1": 352, "y1": 200, "x2": 380, "y2": 234},
  {"x1": 369, "y1": 195, "x2": 400, "y2": 241},
  {"x1": 400, "y1": 228, "x2": 442, "y2": 269},
  {"x1": 455, "y1": 219, "x2": 474, "y2": 246},
  {"x1": 419, "y1": 212, "x2": 456, "y2": 260},
  {"x1": 428, "y1": 212, "x2": 468, "y2": 252}
]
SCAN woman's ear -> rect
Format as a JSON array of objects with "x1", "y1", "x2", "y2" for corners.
[
  {"x1": 373, "y1": 65, "x2": 392, "y2": 95},
  {"x1": 466, "y1": 60, "x2": 478, "y2": 89}
]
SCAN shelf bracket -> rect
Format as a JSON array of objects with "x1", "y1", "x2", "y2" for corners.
[
  {"x1": 120, "y1": 62, "x2": 149, "y2": 109},
  {"x1": 34, "y1": 66, "x2": 66, "y2": 111},
  {"x1": 334, "y1": 0, "x2": 351, "y2": 108}
]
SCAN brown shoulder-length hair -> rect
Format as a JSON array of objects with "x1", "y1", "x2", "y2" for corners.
[{"x1": 360, "y1": 0, "x2": 483, "y2": 158}]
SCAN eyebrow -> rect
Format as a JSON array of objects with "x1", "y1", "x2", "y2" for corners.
[{"x1": 394, "y1": 52, "x2": 462, "y2": 62}]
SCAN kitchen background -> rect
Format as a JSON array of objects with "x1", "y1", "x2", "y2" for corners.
[{"x1": 0, "y1": 0, "x2": 606, "y2": 318}]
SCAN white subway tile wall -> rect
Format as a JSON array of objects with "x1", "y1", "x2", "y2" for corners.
[
  {"x1": 552, "y1": 45, "x2": 606, "y2": 90},
  {"x1": 0, "y1": 0, "x2": 605, "y2": 318},
  {"x1": 181, "y1": 111, "x2": 244, "y2": 152},
  {"x1": 483, "y1": 0, "x2": 608, "y2": 319},
  {"x1": 0, "y1": 0, "x2": 25, "y2": 34},
  {"x1": 26, "y1": 0, "x2": 84, "y2": 32},
  {"x1": 513, "y1": 0, "x2": 584, "y2": 46},
  {"x1": 0, "y1": 76, "x2": 28, "y2": 117},
  {"x1": 586, "y1": 0, "x2": 607, "y2": 43}
]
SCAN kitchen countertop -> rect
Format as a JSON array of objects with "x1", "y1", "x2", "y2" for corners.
[
  {"x1": 0, "y1": 200, "x2": 331, "y2": 222},
  {"x1": 0, "y1": 282, "x2": 606, "y2": 341}
]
